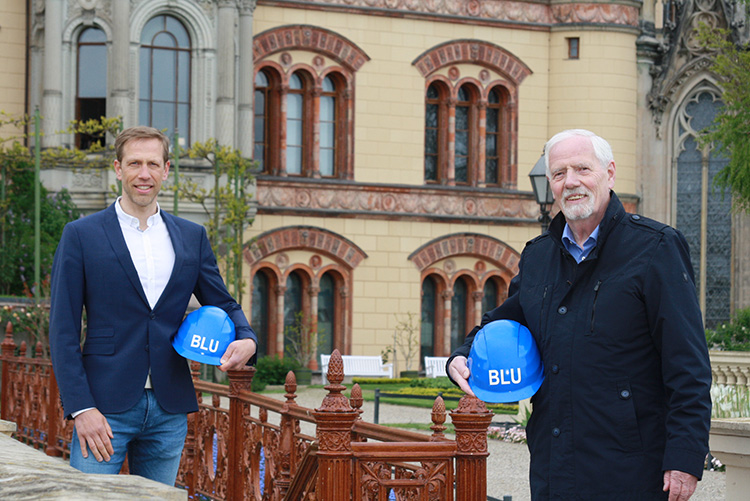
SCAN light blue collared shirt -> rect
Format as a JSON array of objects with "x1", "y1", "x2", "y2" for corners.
[{"x1": 562, "y1": 224, "x2": 600, "y2": 263}]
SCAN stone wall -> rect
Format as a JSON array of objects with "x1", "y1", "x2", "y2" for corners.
[{"x1": 0, "y1": 420, "x2": 185, "y2": 500}]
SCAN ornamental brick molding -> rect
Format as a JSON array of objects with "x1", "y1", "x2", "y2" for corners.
[
  {"x1": 256, "y1": 178, "x2": 540, "y2": 222},
  {"x1": 254, "y1": 25, "x2": 370, "y2": 71},
  {"x1": 408, "y1": 233, "x2": 520, "y2": 274},
  {"x1": 258, "y1": 0, "x2": 639, "y2": 29},
  {"x1": 245, "y1": 226, "x2": 368, "y2": 268},
  {"x1": 413, "y1": 40, "x2": 532, "y2": 84}
]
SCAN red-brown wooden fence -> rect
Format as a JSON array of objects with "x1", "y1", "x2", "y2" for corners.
[{"x1": 1, "y1": 322, "x2": 492, "y2": 500}]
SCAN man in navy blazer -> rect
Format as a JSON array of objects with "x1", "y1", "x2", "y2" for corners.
[{"x1": 49, "y1": 126, "x2": 257, "y2": 485}]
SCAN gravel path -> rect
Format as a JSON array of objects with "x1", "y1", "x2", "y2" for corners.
[{"x1": 266, "y1": 387, "x2": 726, "y2": 500}]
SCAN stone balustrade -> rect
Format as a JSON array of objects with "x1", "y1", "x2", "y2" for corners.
[{"x1": 709, "y1": 350, "x2": 750, "y2": 388}]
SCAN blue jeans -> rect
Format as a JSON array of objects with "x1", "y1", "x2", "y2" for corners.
[{"x1": 70, "y1": 389, "x2": 188, "y2": 486}]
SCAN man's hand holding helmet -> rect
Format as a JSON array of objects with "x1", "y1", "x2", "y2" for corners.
[{"x1": 448, "y1": 356, "x2": 476, "y2": 397}]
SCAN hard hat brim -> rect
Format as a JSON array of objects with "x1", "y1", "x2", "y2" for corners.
[
  {"x1": 173, "y1": 341, "x2": 226, "y2": 366},
  {"x1": 469, "y1": 376, "x2": 544, "y2": 404}
]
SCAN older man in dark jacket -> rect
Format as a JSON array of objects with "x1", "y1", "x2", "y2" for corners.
[{"x1": 448, "y1": 130, "x2": 711, "y2": 500}]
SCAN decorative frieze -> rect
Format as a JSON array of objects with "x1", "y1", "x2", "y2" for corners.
[
  {"x1": 258, "y1": 0, "x2": 640, "y2": 28},
  {"x1": 256, "y1": 177, "x2": 540, "y2": 223}
]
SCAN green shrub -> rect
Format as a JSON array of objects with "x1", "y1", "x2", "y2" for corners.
[
  {"x1": 254, "y1": 355, "x2": 300, "y2": 386},
  {"x1": 706, "y1": 308, "x2": 750, "y2": 351},
  {"x1": 352, "y1": 377, "x2": 412, "y2": 385},
  {"x1": 409, "y1": 377, "x2": 454, "y2": 389}
]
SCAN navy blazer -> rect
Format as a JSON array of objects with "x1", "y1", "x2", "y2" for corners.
[{"x1": 49, "y1": 204, "x2": 256, "y2": 418}]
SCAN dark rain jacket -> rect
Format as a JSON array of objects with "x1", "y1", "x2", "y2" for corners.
[{"x1": 450, "y1": 192, "x2": 712, "y2": 500}]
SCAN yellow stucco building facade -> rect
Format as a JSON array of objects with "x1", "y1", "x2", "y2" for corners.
[{"x1": 8, "y1": 0, "x2": 749, "y2": 373}]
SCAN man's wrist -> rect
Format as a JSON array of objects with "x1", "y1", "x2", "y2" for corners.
[{"x1": 71, "y1": 407, "x2": 96, "y2": 419}]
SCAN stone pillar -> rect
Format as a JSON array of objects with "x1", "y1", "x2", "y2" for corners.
[
  {"x1": 279, "y1": 84, "x2": 289, "y2": 176},
  {"x1": 275, "y1": 285, "x2": 286, "y2": 357},
  {"x1": 311, "y1": 86, "x2": 321, "y2": 178},
  {"x1": 442, "y1": 290, "x2": 453, "y2": 356},
  {"x1": 237, "y1": 0, "x2": 256, "y2": 158},
  {"x1": 446, "y1": 97, "x2": 456, "y2": 186},
  {"x1": 309, "y1": 286, "x2": 320, "y2": 369},
  {"x1": 476, "y1": 99, "x2": 487, "y2": 187},
  {"x1": 451, "y1": 395, "x2": 493, "y2": 501},
  {"x1": 109, "y1": 0, "x2": 130, "y2": 130},
  {"x1": 710, "y1": 418, "x2": 750, "y2": 501},
  {"x1": 636, "y1": 0, "x2": 668, "y2": 220},
  {"x1": 472, "y1": 291, "x2": 483, "y2": 326},
  {"x1": 42, "y1": 0, "x2": 64, "y2": 147},
  {"x1": 313, "y1": 350, "x2": 358, "y2": 501},
  {"x1": 216, "y1": 0, "x2": 237, "y2": 148}
]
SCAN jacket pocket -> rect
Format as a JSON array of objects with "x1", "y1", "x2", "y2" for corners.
[
  {"x1": 613, "y1": 379, "x2": 643, "y2": 452},
  {"x1": 587, "y1": 280, "x2": 602, "y2": 336}
]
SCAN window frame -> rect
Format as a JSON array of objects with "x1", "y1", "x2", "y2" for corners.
[
  {"x1": 76, "y1": 27, "x2": 108, "y2": 150},
  {"x1": 138, "y1": 14, "x2": 192, "y2": 144}
]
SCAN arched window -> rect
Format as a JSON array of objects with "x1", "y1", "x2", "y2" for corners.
[
  {"x1": 251, "y1": 271, "x2": 270, "y2": 359},
  {"x1": 451, "y1": 277, "x2": 469, "y2": 352},
  {"x1": 421, "y1": 276, "x2": 437, "y2": 359},
  {"x1": 674, "y1": 89, "x2": 731, "y2": 328},
  {"x1": 485, "y1": 86, "x2": 509, "y2": 186},
  {"x1": 425, "y1": 82, "x2": 448, "y2": 183},
  {"x1": 76, "y1": 27, "x2": 107, "y2": 149},
  {"x1": 286, "y1": 72, "x2": 309, "y2": 175},
  {"x1": 318, "y1": 273, "x2": 335, "y2": 357},
  {"x1": 139, "y1": 15, "x2": 191, "y2": 143}
]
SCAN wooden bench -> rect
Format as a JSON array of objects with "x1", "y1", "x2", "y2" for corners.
[
  {"x1": 424, "y1": 356, "x2": 449, "y2": 378},
  {"x1": 320, "y1": 354, "x2": 393, "y2": 383}
]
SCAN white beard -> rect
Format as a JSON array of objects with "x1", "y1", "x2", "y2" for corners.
[{"x1": 560, "y1": 188, "x2": 595, "y2": 221}]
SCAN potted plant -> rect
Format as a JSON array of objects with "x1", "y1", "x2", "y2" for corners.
[
  {"x1": 284, "y1": 311, "x2": 321, "y2": 385},
  {"x1": 394, "y1": 312, "x2": 420, "y2": 378}
]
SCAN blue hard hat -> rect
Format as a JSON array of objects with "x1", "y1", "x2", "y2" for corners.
[
  {"x1": 467, "y1": 319, "x2": 544, "y2": 403},
  {"x1": 172, "y1": 306, "x2": 235, "y2": 365}
]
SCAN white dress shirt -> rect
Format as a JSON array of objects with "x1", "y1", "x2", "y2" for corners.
[{"x1": 115, "y1": 199, "x2": 175, "y2": 388}]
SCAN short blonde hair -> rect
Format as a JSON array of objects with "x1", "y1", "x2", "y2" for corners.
[{"x1": 114, "y1": 126, "x2": 170, "y2": 163}]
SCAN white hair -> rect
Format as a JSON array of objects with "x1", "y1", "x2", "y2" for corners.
[{"x1": 543, "y1": 129, "x2": 614, "y2": 176}]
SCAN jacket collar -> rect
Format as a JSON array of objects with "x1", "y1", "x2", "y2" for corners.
[{"x1": 547, "y1": 191, "x2": 626, "y2": 258}]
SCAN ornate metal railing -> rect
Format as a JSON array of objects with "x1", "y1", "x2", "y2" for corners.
[{"x1": 1, "y1": 322, "x2": 494, "y2": 500}]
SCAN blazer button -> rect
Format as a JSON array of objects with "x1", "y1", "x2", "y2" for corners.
[
  {"x1": 551, "y1": 364, "x2": 559, "y2": 374},
  {"x1": 558, "y1": 306, "x2": 567, "y2": 315},
  {"x1": 620, "y1": 389, "x2": 631, "y2": 399},
  {"x1": 149, "y1": 312, "x2": 155, "y2": 319},
  {"x1": 552, "y1": 428, "x2": 561, "y2": 437}
]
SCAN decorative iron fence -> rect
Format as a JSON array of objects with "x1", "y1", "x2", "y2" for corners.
[{"x1": 1, "y1": 322, "x2": 494, "y2": 500}]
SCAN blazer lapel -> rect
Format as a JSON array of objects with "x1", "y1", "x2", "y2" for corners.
[{"x1": 101, "y1": 204, "x2": 150, "y2": 307}]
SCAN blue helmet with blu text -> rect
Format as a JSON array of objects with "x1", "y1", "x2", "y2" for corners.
[
  {"x1": 172, "y1": 306, "x2": 235, "y2": 365},
  {"x1": 467, "y1": 319, "x2": 544, "y2": 403}
]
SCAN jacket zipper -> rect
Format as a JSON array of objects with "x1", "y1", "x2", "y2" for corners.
[{"x1": 590, "y1": 280, "x2": 602, "y2": 333}]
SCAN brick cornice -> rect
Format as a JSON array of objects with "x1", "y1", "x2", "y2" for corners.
[
  {"x1": 256, "y1": 177, "x2": 541, "y2": 224},
  {"x1": 408, "y1": 233, "x2": 521, "y2": 274},
  {"x1": 253, "y1": 24, "x2": 370, "y2": 71},
  {"x1": 245, "y1": 225, "x2": 368, "y2": 268},
  {"x1": 413, "y1": 39, "x2": 532, "y2": 84}
]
